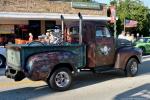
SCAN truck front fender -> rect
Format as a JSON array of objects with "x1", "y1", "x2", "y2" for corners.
[
  {"x1": 25, "y1": 51, "x2": 80, "y2": 81},
  {"x1": 114, "y1": 47, "x2": 142, "y2": 70}
]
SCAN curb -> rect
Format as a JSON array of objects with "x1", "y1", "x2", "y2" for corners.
[{"x1": 143, "y1": 55, "x2": 150, "y2": 58}]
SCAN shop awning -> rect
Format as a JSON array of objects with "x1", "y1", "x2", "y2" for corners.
[{"x1": 0, "y1": 12, "x2": 111, "y2": 21}]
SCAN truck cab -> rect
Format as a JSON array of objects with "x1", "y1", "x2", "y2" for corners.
[{"x1": 5, "y1": 14, "x2": 142, "y2": 91}]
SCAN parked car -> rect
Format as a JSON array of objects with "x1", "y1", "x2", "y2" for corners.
[
  {"x1": 0, "y1": 46, "x2": 6, "y2": 68},
  {"x1": 134, "y1": 37, "x2": 150, "y2": 54}
]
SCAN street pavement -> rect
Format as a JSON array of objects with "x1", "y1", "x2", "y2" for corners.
[
  {"x1": 0, "y1": 68, "x2": 4, "y2": 76},
  {"x1": 0, "y1": 56, "x2": 149, "y2": 100}
]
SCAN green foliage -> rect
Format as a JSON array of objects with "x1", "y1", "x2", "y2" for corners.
[{"x1": 115, "y1": 0, "x2": 150, "y2": 36}]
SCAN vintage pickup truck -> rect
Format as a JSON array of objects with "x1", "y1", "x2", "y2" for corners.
[{"x1": 5, "y1": 14, "x2": 142, "y2": 91}]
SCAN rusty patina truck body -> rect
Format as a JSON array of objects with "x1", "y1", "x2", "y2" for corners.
[{"x1": 5, "y1": 14, "x2": 142, "y2": 91}]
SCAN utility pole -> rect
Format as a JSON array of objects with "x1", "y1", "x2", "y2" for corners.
[{"x1": 124, "y1": 18, "x2": 126, "y2": 33}]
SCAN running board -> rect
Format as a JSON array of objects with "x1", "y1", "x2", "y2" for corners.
[
  {"x1": 95, "y1": 69, "x2": 116, "y2": 74},
  {"x1": 94, "y1": 66, "x2": 114, "y2": 73}
]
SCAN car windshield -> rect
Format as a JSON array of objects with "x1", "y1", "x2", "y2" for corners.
[{"x1": 137, "y1": 38, "x2": 150, "y2": 43}]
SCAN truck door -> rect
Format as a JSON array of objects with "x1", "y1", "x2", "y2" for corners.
[{"x1": 95, "y1": 26, "x2": 115, "y2": 67}]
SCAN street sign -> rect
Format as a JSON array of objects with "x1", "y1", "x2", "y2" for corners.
[{"x1": 72, "y1": 2, "x2": 103, "y2": 10}]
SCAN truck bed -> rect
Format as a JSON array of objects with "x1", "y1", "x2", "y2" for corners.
[{"x1": 6, "y1": 44, "x2": 86, "y2": 71}]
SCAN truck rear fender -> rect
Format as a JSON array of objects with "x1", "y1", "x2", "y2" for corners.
[{"x1": 25, "y1": 51, "x2": 79, "y2": 81}]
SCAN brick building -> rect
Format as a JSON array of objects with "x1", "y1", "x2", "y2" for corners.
[{"x1": 0, "y1": 0, "x2": 108, "y2": 44}]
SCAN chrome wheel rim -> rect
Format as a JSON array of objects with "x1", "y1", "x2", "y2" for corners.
[
  {"x1": 55, "y1": 71, "x2": 70, "y2": 88},
  {"x1": 131, "y1": 61, "x2": 138, "y2": 74}
]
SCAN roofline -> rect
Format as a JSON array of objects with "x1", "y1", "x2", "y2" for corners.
[{"x1": 0, "y1": 12, "x2": 111, "y2": 21}]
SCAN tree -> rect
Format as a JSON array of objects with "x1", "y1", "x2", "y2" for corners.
[{"x1": 116, "y1": 0, "x2": 150, "y2": 36}]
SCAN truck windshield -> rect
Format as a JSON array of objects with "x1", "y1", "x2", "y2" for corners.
[{"x1": 96, "y1": 27, "x2": 111, "y2": 38}]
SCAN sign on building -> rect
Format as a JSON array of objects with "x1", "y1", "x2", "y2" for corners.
[{"x1": 0, "y1": 25, "x2": 14, "y2": 34}]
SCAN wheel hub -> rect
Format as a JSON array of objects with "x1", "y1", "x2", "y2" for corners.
[
  {"x1": 55, "y1": 71, "x2": 70, "y2": 88},
  {"x1": 131, "y1": 61, "x2": 138, "y2": 74}
]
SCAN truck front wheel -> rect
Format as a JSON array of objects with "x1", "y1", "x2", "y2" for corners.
[
  {"x1": 125, "y1": 58, "x2": 138, "y2": 77},
  {"x1": 48, "y1": 67, "x2": 72, "y2": 91}
]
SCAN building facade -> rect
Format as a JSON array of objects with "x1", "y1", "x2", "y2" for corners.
[{"x1": 0, "y1": 0, "x2": 108, "y2": 44}]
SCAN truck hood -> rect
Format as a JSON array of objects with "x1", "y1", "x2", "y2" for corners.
[{"x1": 117, "y1": 39, "x2": 133, "y2": 48}]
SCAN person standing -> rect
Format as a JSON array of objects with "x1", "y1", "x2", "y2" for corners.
[
  {"x1": 130, "y1": 34, "x2": 136, "y2": 42},
  {"x1": 126, "y1": 32, "x2": 132, "y2": 41},
  {"x1": 49, "y1": 31, "x2": 58, "y2": 44},
  {"x1": 118, "y1": 31, "x2": 126, "y2": 39},
  {"x1": 44, "y1": 31, "x2": 51, "y2": 44},
  {"x1": 28, "y1": 33, "x2": 33, "y2": 42}
]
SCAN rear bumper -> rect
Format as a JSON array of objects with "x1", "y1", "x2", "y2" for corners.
[{"x1": 5, "y1": 66, "x2": 25, "y2": 81}]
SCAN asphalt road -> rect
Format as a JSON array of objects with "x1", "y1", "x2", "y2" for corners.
[{"x1": 0, "y1": 56, "x2": 150, "y2": 100}]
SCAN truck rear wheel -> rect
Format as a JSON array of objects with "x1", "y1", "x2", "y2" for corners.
[
  {"x1": 125, "y1": 58, "x2": 138, "y2": 77},
  {"x1": 48, "y1": 67, "x2": 72, "y2": 91}
]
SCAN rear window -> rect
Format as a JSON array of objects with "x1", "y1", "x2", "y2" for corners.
[{"x1": 69, "y1": 26, "x2": 79, "y2": 34}]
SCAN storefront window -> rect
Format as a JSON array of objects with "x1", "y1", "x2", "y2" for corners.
[
  {"x1": 45, "y1": 21, "x2": 56, "y2": 32},
  {"x1": 15, "y1": 25, "x2": 28, "y2": 40},
  {"x1": 0, "y1": 25, "x2": 15, "y2": 45},
  {"x1": 29, "y1": 20, "x2": 41, "y2": 39}
]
